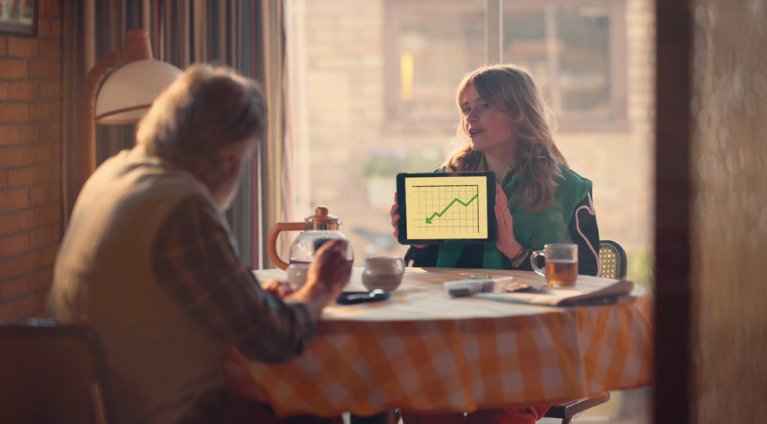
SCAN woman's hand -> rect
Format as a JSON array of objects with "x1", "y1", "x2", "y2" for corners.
[
  {"x1": 261, "y1": 280, "x2": 295, "y2": 298},
  {"x1": 494, "y1": 184, "x2": 523, "y2": 259},
  {"x1": 390, "y1": 192, "x2": 427, "y2": 249},
  {"x1": 389, "y1": 193, "x2": 401, "y2": 239}
]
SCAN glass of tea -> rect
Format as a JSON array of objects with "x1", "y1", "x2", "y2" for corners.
[{"x1": 530, "y1": 243, "x2": 578, "y2": 287}]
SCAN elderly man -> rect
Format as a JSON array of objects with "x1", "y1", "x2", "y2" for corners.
[{"x1": 48, "y1": 65, "x2": 350, "y2": 424}]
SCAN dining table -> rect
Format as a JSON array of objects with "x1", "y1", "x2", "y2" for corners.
[{"x1": 224, "y1": 266, "x2": 653, "y2": 419}]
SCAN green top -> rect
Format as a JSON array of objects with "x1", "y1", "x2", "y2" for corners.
[{"x1": 435, "y1": 157, "x2": 592, "y2": 269}]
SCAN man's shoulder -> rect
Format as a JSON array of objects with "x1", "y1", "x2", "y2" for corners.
[{"x1": 168, "y1": 195, "x2": 221, "y2": 223}]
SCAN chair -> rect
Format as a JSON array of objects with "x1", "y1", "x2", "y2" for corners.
[
  {"x1": 598, "y1": 239, "x2": 628, "y2": 279},
  {"x1": 544, "y1": 239, "x2": 628, "y2": 424},
  {"x1": 0, "y1": 319, "x2": 112, "y2": 424},
  {"x1": 544, "y1": 393, "x2": 611, "y2": 424}
]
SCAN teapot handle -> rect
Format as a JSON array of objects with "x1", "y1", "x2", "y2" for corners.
[{"x1": 267, "y1": 222, "x2": 306, "y2": 270}]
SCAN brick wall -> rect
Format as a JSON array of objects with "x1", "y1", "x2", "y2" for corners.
[{"x1": 0, "y1": 0, "x2": 63, "y2": 321}]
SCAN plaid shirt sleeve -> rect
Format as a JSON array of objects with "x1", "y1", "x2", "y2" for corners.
[{"x1": 152, "y1": 196, "x2": 316, "y2": 363}]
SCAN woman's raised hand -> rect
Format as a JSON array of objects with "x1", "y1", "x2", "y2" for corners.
[
  {"x1": 390, "y1": 192, "x2": 427, "y2": 249},
  {"x1": 389, "y1": 193, "x2": 401, "y2": 238},
  {"x1": 494, "y1": 184, "x2": 523, "y2": 259}
]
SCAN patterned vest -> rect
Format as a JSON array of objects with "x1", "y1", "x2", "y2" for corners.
[{"x1": 49, "y1": 147, "x2": 231, "y2": 423}]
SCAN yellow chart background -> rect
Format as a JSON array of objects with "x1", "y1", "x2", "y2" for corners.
[{"x1": 404, "y1": 175, "x2": 489, "y2": 240}]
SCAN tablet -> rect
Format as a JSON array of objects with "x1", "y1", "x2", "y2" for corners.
[{"x1": 396, "y1": 172, "x2": 496, "y2": 244}]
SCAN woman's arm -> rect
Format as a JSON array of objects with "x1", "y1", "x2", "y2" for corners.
[
  {"x1": 568, "y1": 192, "x2": 600, "y2": 276},
  {"x1": 494, "y1": 184, "x2": 524, "y2": 259}
]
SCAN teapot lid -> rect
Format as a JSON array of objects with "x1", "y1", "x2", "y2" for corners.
[{"x1": 305, "y1": 206, "x2": 341, "y2": 230}]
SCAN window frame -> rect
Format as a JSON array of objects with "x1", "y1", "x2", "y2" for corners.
[
  {"x1": 382, "y1": 0, "x2": 486, "y2": 131},
  {"x1": 383, "y1": 0, "x2": 628, "y2": 132}
]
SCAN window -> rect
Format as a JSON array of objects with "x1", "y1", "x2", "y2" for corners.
[
  {"x1": 286, "y1": 0, "x2": 653, "y2": 285},
  {"x1": 503, "y1": 0, "x2": 627, "y2": 129},
  {"x1": 383, "y1": 0, "x2": 627, "y2": 130},
  {"x1": 383, "y1": 1, "x2": 485, "y2": 127}
]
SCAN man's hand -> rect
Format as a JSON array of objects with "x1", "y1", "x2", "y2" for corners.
[
  {"x1": 287, "y1": 239, "x2": 352, "y2": 320},
  {"x1": 261, "y1": 280, "x2": 295, "y2": 298},
  {"x1": 305, "y1": 239, "x2": 352, "y2": 300}
]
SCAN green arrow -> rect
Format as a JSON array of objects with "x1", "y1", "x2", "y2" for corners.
[{"x1": 425, "y1": 193, "x2": 478, "y2": 224}]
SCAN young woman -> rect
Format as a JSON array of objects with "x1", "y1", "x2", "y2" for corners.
[{"x1": 390, "y1": 64, "x2": 600, "y2": 423}]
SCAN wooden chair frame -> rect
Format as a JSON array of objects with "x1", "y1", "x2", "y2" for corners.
[{"x1": 0, "y1": 319, "x2": 113, "y2": 424}]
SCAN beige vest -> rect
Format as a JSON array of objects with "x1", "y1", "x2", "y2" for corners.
[{"x1": 49, "y1": 147, "x2": 230, "y2": 424}]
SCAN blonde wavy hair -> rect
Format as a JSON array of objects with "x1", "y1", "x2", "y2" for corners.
[
  {"x1": 136, "y1": 64, "x2": 267, "y2": 185},
  {"x1": 445, "y1": 64, "x2": 567, "y2": 211}
]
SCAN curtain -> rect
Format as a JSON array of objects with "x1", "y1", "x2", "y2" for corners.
[
  {"x1": 61, "y1": 0, "x2": 291, "y2": 268},
  {"x1": 253, "y1": 1, "x2": 293, "y2": 269},
  {"x1": 61, "y1": 0, "x2": 85, "y2": 220}
]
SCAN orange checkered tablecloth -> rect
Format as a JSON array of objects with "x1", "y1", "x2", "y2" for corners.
[{"x1": 226, "y1": 267, "x2": 653, "y2": 417}]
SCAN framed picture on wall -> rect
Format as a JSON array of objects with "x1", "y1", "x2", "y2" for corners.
[{"x1": 0, "y1": 0, "x2": 37, "y2": 36}]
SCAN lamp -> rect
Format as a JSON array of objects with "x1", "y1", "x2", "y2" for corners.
[{"x1": 80, "y1": 28, "x2": 182, "y2": 184}]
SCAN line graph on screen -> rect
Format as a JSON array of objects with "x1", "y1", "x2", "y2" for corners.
[
  {"x1": 424, "y1": 192, "x2": 478, "y2": 224},
  {"x1": 405, "y1": 179, "x2": 488, "y2": 239}
]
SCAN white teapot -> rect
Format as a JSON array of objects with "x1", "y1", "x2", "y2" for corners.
[{"x1": 267, "y1": 206, "x2": 354, "y2": 272}]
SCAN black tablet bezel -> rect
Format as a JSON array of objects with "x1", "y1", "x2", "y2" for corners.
[{"x1": 396, "y1": 172, "x2": 497, "y2": 245}]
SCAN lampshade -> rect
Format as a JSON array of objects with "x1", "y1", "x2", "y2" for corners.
[{"x1": 94, "y1": 59, "x2": 182, "y2": 125}]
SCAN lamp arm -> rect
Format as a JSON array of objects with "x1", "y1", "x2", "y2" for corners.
[{"x1": 79, "y1": 29, "x2": 154, "y2": 185}]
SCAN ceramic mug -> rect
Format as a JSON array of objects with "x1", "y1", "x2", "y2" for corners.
[{"x1": 362, "y1": 256, "x2": 405, "y2": 291}]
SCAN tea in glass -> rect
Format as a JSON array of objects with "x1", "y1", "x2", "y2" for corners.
[
  {"x1": 530, "y1": 243, "x2": 579, "y2": 287},
  {"x1": 544, "y1": 259, "x2": 578, "y2": 287}
]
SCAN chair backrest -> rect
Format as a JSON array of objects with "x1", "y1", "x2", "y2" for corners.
[
  {"x1": 598, "y1": 239, "x2": 628, "y2": 279},
  {"x1": 0, "y1": 319, "x2": 112, "y2": 424}
]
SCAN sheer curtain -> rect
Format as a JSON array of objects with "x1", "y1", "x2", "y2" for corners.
[{"x1": 62, "y1": 0, "x2": 292, "y2": 267}]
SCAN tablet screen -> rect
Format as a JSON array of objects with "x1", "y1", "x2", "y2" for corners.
[{"x1": 396, "y1": 172, "x2": 496, "y2": 244}]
